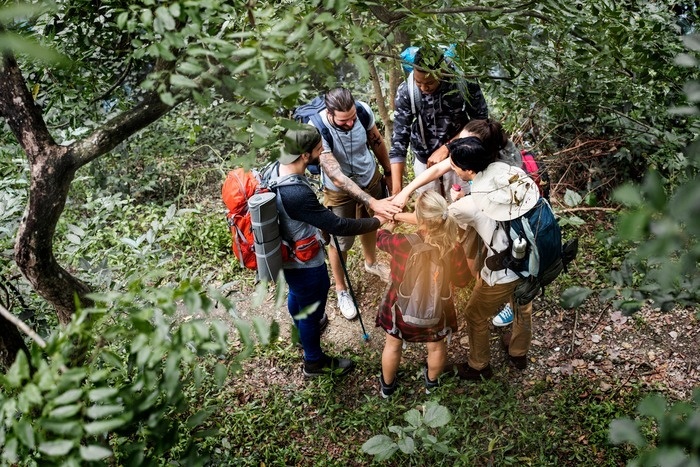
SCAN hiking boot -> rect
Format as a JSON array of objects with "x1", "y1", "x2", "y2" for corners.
[
  {"x1": 501, "y1": 332, "x2": 527, "y2": 370},
  {"x1": 492, "y1": 303, "x2": 514, "y2": 327},
  {"x1": 380, "y1": 374, "x2": 397, "y2": 398},
  {"x1": 423, "y1": 366, "x2": 440, "y2": 394},
  {"x1": 509, "y1": 355, "x2": 528, "y2": 370},
  {"x1": 364, "y1": 261, "x2": 391, "y2": 283},
  {"x1": 337, "y1": 290, "x2": 358, "y2": 320},
  {"x1": 303, "y1": 355, "x2": 355, "y2": 378},
  {"x1": 454, "y1": 363, "x2": 493, "y2": 381}
]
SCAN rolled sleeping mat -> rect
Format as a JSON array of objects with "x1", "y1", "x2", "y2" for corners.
[{"x1": 248, "y1": 192, "x2": 283, "y2": 282}]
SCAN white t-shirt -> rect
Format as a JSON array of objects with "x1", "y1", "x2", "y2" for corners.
[
  {"x1": 448, "y1": 196, "x2": 521, "y2": 286},
  {"x1": 314, "y1": 101, "x2": 377, "y2": 191}
]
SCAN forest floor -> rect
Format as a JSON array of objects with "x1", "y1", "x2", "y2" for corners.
[{"x1": 197, "y1": 243, "x2": 700, "y2": 403}]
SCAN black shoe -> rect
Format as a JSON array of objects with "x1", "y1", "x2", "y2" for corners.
[
  {"x1": 380, "y1": 374, "x2": 397, "y2": 398},
  {"x1": 303, "y1": 355, "x2": 355, "y2": 378},
  {"x1": 454, "y1": 363, "x2": 493, "y2": 381},
  {"x1": 509, "y1": 355, "x2": 528, "y2": 370},
  {"x1": 502, "y1": 332, "x2": 527, "y2": 369},
  {"x1": 423, "y1": 366, "x2": 440, "y2": 394},
  {"x1": 319, "y1": 313, "x2": 329, "y2": 334}
]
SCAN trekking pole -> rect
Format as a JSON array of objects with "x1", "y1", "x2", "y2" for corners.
[{"x1": 332, "y1": 235, "x2": 370, "y2": 341}]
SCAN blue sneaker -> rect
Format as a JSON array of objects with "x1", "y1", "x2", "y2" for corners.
[{"x1": 492, "y1": 303, "x2": 513, "y2": 327}]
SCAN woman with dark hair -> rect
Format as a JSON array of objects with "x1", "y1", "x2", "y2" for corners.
[
  {"x1": 393, "y1": 119, "x2": 511, "y2": 207},
  {"x1": 446, "y1": 137, "x2": 540, "y2": 380}
]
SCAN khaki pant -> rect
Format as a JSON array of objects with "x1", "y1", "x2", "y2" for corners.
[{"x1": 464, "y1": 276, "x2": 533, "y2": 370}]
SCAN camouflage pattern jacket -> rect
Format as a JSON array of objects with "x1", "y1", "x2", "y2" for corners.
[{"x1": 389, "y1": 78, "x2": 488, "y2": 165}]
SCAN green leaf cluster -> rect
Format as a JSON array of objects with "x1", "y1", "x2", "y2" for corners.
[
  {"x1": 362, "y1": 401, "x2": 452, "y2": 461},
  {"x1": 0, "y1": 279, "x2": 277, "y2": 465},
  {"x1": 610, "y1": 390, "x2": 700, "y2": 466}
]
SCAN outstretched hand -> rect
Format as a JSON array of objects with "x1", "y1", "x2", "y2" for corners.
[
  {"x1": 427, "y1": 145, "x2": 449, "y2": 167},
  {"x1": 369, "y1": 197, "x2": 402, "y2": 218},
  {"x1": 392, "y1": 190, "x2": 410, "y2": 209}
]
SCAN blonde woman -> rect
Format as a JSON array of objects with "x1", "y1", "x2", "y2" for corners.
[{"x1": 375, "y1": 191, "x2": 471, "y2": 397}]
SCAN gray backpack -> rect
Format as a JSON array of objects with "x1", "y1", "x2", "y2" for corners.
[{"x1": 394, "y1": 234, "x2": 451, "y2": 328}]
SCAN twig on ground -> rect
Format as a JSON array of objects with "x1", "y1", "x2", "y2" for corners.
[
  {"x1": 557, "y1": 206, "x2": 618, "y2": 214},
  {"x1": 591, "y1": 305, "x2": 611, "y2": 332},
  {"x1": 569, "y1": 307, "x2": 579, "y2": 354},
  {"x1": 605, "y1": 362, "x2": 642, "y2": 401}
]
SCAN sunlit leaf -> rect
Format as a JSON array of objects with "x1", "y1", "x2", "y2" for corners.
[
  {"x1": 609, "y1": 418, "x2": 645, "y2": 447},
  {"x1": 560, "y1": 287, "x2": 593, "y2": 308}
]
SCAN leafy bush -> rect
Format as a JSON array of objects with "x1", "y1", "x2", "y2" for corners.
[
  {"x1": 0, "y1": 279, "x2": 276, "y2": 465},
  {"x1": 610, "y1": 390, "x2": 700, "y2": 466}
]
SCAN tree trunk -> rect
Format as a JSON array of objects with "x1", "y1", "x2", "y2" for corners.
[
  {"x1": 15, "y1": 145, "x2": 93, "y2": 324},
  {"x1": 0, "y1": 49, "x2": 173, "y2": 351}
]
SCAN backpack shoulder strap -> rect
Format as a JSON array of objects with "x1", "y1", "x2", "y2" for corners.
[
  {"x1": 308, "y1": 113, "x2": 334, "y2": 153},
  {"x1": 270, "y1": 173, "x2": 311, "y2": 190},
  {"x1": 407, "y1": 72, "x2": 427, "y2": 149},
  {"x1": 354, "y1": 101, "x2": 372, "y2": 131}
]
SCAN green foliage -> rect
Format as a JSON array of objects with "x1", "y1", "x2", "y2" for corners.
[
  {"x1": 610, "y1": 390, "x2": 700, "y2": 466},
  {"x1": 0, "y1": 279, "x2": 276, "y2": 465},
  {"x1": 362, "y1": 401, "x2": 452, "y2": 461}
]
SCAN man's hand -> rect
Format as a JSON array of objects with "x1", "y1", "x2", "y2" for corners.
[
  {"x1": 373, "y1": 212, "x2": 392, "y2": 225},
  {"x1": 427, "y1": 144, "x2": 449, "y2": 167},
  {"x1": 368, "y1": 197, "x2": 402, "y2": 218}
]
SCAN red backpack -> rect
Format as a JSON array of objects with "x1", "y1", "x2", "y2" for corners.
[
  {"x1": 222, "y1": 165, "x2": 323, "y2": 271},
  {"x1": 520, "y1": 150, "x2": 551, "y2": 200},
  {"x1": 222, "y1": 168, "x2": 266, "y2": 269}
]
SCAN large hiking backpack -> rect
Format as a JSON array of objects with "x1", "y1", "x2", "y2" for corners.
[
  {"x1": 394, "y1": 234, "x2": 451, "y2": 328},
  {"x1": 222, "y1": 163, "x2": 319, "y2": 275},
  {"x1": 222, "y1": 168, "x2": 263, "y2": 269},
  {"x1": 486, "y1": 198, "x2": 578, "y2": 305}
]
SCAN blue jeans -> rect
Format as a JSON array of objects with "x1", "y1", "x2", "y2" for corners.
[{"x1": 284, "y1": 264, "x2": 330, "y2": 362}]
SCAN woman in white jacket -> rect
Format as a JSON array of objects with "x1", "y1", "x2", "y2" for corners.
[{"x1": 445, "y1": 137, "x2": 540, "y2": 380}]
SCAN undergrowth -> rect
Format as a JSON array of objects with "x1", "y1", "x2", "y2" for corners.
[{"x1": 204, "y1": 341, "x2": 647, "y2": 466}]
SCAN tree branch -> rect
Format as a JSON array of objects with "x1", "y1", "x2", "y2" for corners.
[
  {"x1": 71, "y1": 92, "x2": 173, "y2": 168},
  {"x1": 0, "y1": 303, "x2": 46, "y2": 349},
  {"x1": 0, "y1": 50, "x2": 58, "y2": 161}
]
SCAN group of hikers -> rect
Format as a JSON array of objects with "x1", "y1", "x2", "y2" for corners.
[{"x1": 267, "y1": 45, "x2": 542, "y2": 396}]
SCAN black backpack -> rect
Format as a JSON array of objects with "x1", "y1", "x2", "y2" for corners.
[
  {"x1": 486, "y1": 198, "x2": 578, "y2": 305},
  {"x1": 394, "y1": 234, "x2": 451, "y2": 328}
]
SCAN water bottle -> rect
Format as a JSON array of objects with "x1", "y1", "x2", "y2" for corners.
[{"x1": 512, "y1": 237, "x2": 527, "y2": 260}]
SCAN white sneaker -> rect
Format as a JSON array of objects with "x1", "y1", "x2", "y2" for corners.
[
  {"x1": 364, "y1": 261, "x2": 390, "y2": 283},
  {"x1": 492, "y1": 303, "x2": 514, "y2": 327},
  {"x1": 337, "y1": 290, "x2": 358, "y2": 320}
]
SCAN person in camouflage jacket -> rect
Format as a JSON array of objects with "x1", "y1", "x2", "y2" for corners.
[{"x1": 389, "y1": 45, "x2": 488, "y2": 197}]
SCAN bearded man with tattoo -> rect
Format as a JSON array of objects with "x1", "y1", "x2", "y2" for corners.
[{"x1": 309, "y1": 87, "x2": 401, "y2": 320}]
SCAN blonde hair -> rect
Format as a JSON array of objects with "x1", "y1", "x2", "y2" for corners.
[{"x1": 415, "y1": 191, "x2": 458, "y2": 259}]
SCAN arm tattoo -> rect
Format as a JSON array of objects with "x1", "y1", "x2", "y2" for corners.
[
  {"x1": 369, "y1": 131, "x2": 383, "y2": 149},
  {"x1": 320, "y1": 152, "x2": 372, "y2": 206}
]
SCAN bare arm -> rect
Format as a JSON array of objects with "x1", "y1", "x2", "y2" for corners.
[
  {"x1": 319, "y1": 150, "x2": 400, "y2": 218},
  {"x1": 393, "y1": 211, "x2": 417, "y2": 225},
  {"x1": 367, "y1": 125, "x2": 393, "y2": 194},
  {"x1": 390, "y1": 161, "x2": 404, "y2": 195},
  {"x1": 393, "y1": 158, "x2": 453, "y2": 208}
]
